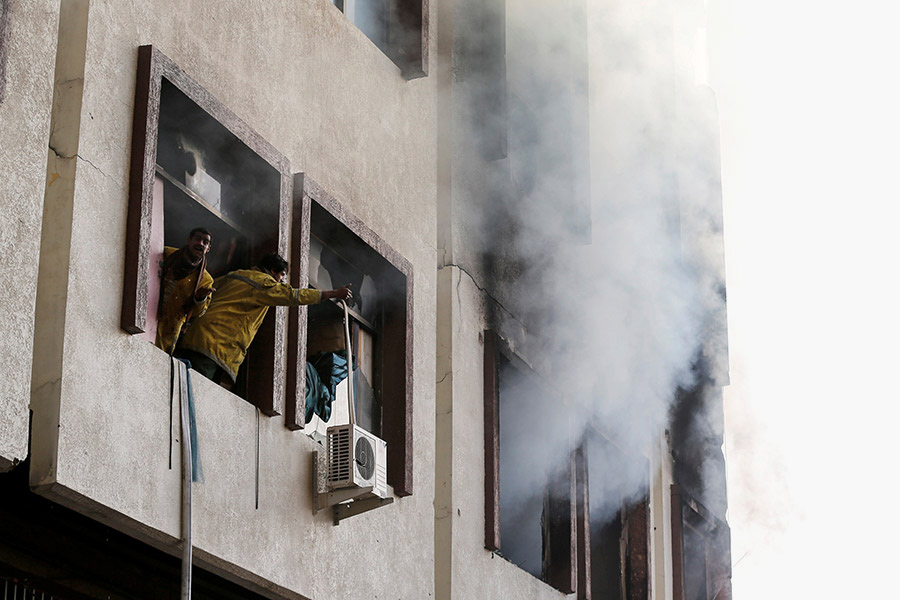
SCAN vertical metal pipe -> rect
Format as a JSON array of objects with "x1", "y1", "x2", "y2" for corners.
[
  {"x1": 177, "y1": 360, "x2": 193, "y2": 600},
  {"x1": 341, "y1": 300, "x2": 356, "y2": 426}
]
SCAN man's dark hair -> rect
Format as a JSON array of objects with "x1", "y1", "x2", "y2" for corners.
[
  {"x1": 258, "y1": 253, "x2": 289, "y2": 274},
  {"x1": 189, "y1": 227, "x2": 211, "y2": 239}
]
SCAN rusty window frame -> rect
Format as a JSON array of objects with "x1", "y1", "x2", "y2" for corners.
[
  {"x1": 483, "y1": 330, "x2": 581, "y2": 592},
  {"x1": 624, "y1": 498, "x2": 651, "y2": 600},
  {"x1": 290, "y1": 175, "x2": 414, "y2": 496},
  {"x1": 122, "y1": 45, "x2": 292, "y2": 416},
  {"x1": 580, "y1": 430, "x2": 651, "y2": 600}
]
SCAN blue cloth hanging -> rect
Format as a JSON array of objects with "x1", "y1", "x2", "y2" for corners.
[
  {"x1": 305, "y1": 351, "x2": 349, "y2": 424},
  {"x1": 172, "y1": 358, "x2": 204, "y2": 483}
]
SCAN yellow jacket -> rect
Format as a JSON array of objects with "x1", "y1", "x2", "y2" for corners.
[
  {"x1": 155, "y1": 247, "x2": 214, "y2": 354},
  {"x1": 178, "y1": 267, "x2": 321, "y2": 381}
]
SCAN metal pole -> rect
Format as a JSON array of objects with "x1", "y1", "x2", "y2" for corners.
[
  {"x1": 341, "y1": 300, "x2": 356, "y2": 426},
  {"x1": 177, "y1": 359, "x2": 193, "y2": 600}
]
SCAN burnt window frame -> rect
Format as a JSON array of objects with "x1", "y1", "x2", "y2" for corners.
[
  {"x1": 671, "y1": 484, "x2": 733, "y2": 600},
  {"x1": 330, "y1": 0, "x2": 428, "y2": 80},
  {"x1": 581, "y1": 429, "x2": 651, "y2": 600},
  {"x1": 122, "y1": 45, "x2": 293, "y2": 416},
  {"x1": 288, "y1": 174, "x2": 414, "y2": 496},
  {"x1": 483, "y1": 329, "x2": 584, "y2": 593}
]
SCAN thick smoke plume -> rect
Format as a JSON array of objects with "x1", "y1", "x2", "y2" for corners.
[{"x1": 465, "y1": 0, "x2": 727, "y2": 531}]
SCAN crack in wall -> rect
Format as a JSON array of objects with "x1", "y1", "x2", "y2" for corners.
[
  {"x1": 31, "y1": 376, "x2": 61, "y2": 399},
  {"x1": 48, "y1": 144, "x2": 71, "y2": 160},
  {"x1": 55, "y1": 76, "x2": 84, "y2": 87},
  {"x1": 49, "y1": 144, "x2": 117, "y2": 186},
  {"x1": 438, "y1": 262, "x2": 526, "y2": 332}
]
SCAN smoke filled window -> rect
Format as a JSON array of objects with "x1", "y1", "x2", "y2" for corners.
[
  {"x1": 671, "y1": 485, "x2": 732, "y2": 600},
  {"x1": 290, "y1": 179, "x2": 413, "y2": 496},
  {"x1": 585, "y1": 433, "x2": 651, "y2": 599},
  {"x1": 329, "y1": 0, "x2": 427, "y2": 79},
  {"x1": 483, "y1": 332, "x2": 577, "y2": 592},
  {"x1": 123, "y1": 46, "x2": 293, "y2": 416}
]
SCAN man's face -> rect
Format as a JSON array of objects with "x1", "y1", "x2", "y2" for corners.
[
  {"x1": 186, "y1": 231, "x2": 212, "y2": 260},
  {"x1": 270, "y1": 269, "x2": 287, "y2": 283}
]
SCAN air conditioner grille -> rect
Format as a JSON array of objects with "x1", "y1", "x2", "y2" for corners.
[
  {"x1": 327, "y1": 427, "x2": 352, "y2": 484},
  {"x1": 355, "y1": 436, "x2": 376, "y2": 480}
]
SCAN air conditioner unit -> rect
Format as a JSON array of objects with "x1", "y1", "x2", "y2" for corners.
[{"x1": 326, "y1": 424, "x2": 388, "y2": 499}]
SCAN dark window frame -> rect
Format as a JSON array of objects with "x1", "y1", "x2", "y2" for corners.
[
  {"x1": 671, "y1": 484, "x2": 733, "y2": 600},
  {"x1": 581, "y1": 429, "x2": 651, "y2": 600},
  {"x1": 289, "y1": 174, "x2": 415, "y2": 496},
  {"x1": 574, "y1": 445, "x2": 591, "y2": 600},
  {"x1": 483, "y1": 329, "x2": 582, "y2": 593},
  {"x1": 122, "y1": 45, "x2": 292, "y2": 416},
  {"x1": 624, "y1": 497, "x2": 651, "y2": 600}
]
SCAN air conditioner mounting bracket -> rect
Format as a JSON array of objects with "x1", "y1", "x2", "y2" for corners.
[{"x1": 312, "y1": 450, "x2": 394, "y2": 525}]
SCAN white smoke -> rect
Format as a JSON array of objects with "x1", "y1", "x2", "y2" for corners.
[{"x1": 467, "y1": 0, "x2": 728, "y2": 533}]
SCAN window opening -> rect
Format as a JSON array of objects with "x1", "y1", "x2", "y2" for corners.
[
  {"x1": 497, "y1": 358, "x2": 545, "y2": 577},
  {"x1": 153, "y1": 80, "x2": 282, "y2": 403},
  {"x1": 124, "y1": 47, "x2": 292, "y2": 415},
  {"x1": 586, "y1": 432, "x2": 651, "y2": 599},
  {"x1": 671, "y1": 485, "x2": 732, "y2": 600},
  {"x1": 683, "y1": 523, "x2": 709, "y2": 600},
  {"x1": 290, "y1": 177, "x2": 413, "y2": 494},
  {"x1": 303, "y1": 205, "x2": 399, "y2": 447},
  {"x1": 329, "y1": 0, "x2": 427, "y2": 79},
  {"x1": 492, "y1": 353, "x2": 574, "y2": 590},
  {"x1": 340, "y1": 0, "x2": 389, "y2": 49}
]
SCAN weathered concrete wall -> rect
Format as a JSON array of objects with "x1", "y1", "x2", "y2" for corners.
[
  {"x1": 435, "y1": 267, "x2": 566, "y2": 600},
  {"x1": 29, "y1": 1, "x2": 436, "y2": 598},
  {"x1": 0, "y1": 0, "x2": 59, "y2": 470}
]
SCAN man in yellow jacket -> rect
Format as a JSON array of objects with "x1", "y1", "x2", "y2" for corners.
[
  {"x1": 155, "y1": 227, "x2": 215, "y2": 354},
  {"x1": 177, "y1": 253, "x2": 352, "y2": 384}
]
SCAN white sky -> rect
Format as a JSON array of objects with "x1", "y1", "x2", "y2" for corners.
[{"x1": 709, "y1": 0, "x2": 900, "y2": 597}]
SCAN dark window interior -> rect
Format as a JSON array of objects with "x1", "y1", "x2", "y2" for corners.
[
  {"x1": 289, "y1": 179, "x2": 412, "y2": 492},
  {"x1": 586, "y1": 432, "x2": 651, "y2": 599},
  {"x1": 124, "y1": 47, "x2": 291, "y2": 417},
  {"x1": 495, "y1": 356, "x2": 574, "y2": 590},
  {"x1": 330, "y1": 0, "x2": 427, "y2": 79},
  {"x1": 497, "y1": 358, "x2": 545, "y2": 577},
  {"x1": 0, "y1": 462, "x2": 273, "y2": 600},
  {"x1": 591, "y1": 511, "x2": 625, "y2": 598},
  {"x1": 683, "y1": 523, "x2": 709, "y2": 600},
  {"x1": 354, "y1": 0, "x2": 390, "y2": 50},
  {"x1": 304, "y1": 198, "x2": 408, "y2": 456},
  {"x1": 154, "y1": 79, "x2": 282, "y2": 404},
  {"x1": 484, "y1": 336, "x2": 651, "y2": 596},
  {"x1": 156, "y1": 79, "x2": 281, "y2": 277},
  {"x1": 672, "y1": 486, "x2": 732, "y2": 600}
]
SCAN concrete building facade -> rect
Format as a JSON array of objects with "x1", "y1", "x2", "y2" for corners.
[{"x1": 0, "y1": 1, "x2": 731, "y2": 599}]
